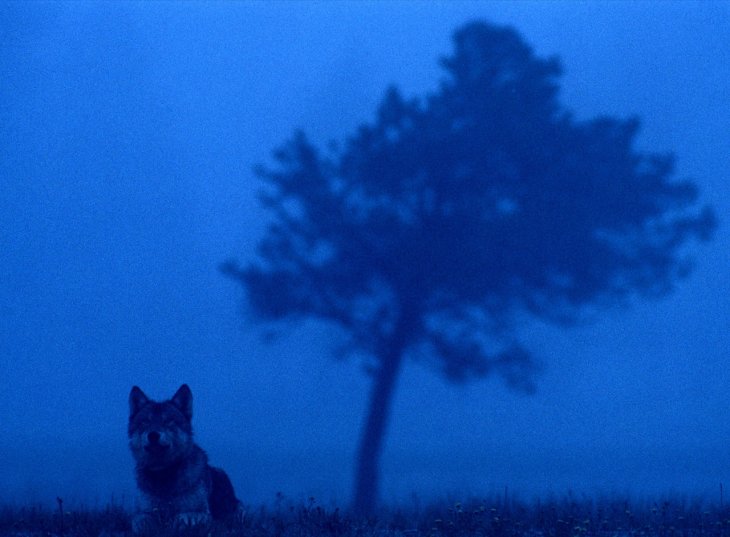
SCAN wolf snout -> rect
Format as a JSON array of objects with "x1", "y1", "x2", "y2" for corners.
[{"x1": 144, "y1": 431, "x2": 170, "y2": 453}]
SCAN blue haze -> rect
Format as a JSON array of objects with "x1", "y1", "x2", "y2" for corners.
[{"x1": 1, "y1": 1, "x2": 729, "y2": 507}]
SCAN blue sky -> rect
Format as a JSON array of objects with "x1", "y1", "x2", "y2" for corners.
[{"x1": 1, "y1": 1, "x2": 729, "y2": 507}]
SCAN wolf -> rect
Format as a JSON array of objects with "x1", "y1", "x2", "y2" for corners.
[{"x1": 128, "y1": 384, "x2": 240, "y2": 531}]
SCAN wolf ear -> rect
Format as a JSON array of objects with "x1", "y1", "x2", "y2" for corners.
[
  {"x1": 171, "y1": 384, "x2": 193, "y2": 421},
  {"x1": 129, "y1": 386, "x2": 149, "y2": 418}
]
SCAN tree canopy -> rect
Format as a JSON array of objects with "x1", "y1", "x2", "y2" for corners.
[{"x1": 226, "y1": 21, "x2": 714, "y2": 384}]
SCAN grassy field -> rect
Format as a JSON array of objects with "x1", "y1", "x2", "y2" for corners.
[{"x1": 3, "y1": 494, "x2": 730, "y2": 537}]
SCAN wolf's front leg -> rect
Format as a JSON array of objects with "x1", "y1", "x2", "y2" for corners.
[
  {"x1": 174, "y1": 511, "x2": 212, "y2": 527},
  {"x1": 131, "y1": 511, "x2": 156, "y2": 534}
]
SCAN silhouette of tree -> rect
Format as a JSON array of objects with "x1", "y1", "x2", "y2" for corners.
[{"x1": 222, "y1": 21, "x2": 715, "y2": 515}]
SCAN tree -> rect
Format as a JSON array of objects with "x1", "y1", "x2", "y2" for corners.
[{"x1": 222, "y1": 21, "x2": 715, "y2": 515}]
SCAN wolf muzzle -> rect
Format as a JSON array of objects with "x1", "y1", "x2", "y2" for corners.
[{"x1": 143, "y1": 431, "x2": 171, "y2": 455}]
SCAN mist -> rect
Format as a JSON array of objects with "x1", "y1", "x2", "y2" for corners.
[{"x1": 1, "y1": 1, "x2": 729, "y2": 509}]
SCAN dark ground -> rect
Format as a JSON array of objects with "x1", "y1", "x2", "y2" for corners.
[{"x1": 4, "y1": 493, "x2": 730, "y2": 537}]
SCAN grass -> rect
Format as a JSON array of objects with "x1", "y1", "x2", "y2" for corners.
[{"x1": 3, "y1": 493, "x2": 730, "y2": 537}]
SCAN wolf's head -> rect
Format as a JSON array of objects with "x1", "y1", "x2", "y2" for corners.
[{"x1": 128, "y1": 384, "x2": 195, "y2": 470}]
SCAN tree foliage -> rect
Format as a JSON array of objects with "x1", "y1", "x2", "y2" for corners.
[{"x1": 226, "y1": 21, "x2": 714, "y2": 384}]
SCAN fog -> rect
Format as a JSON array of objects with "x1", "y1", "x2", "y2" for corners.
[{"x1": 1, "y1": 1, "x2": 729, "y2": 508}]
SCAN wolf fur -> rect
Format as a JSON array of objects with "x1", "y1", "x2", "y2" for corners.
[{"x1": 128, "y1": 384, "x2": 240, "y2": 531}]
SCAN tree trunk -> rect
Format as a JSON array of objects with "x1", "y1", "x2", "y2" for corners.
[{"x1": 352, "y1": 316, "x2": 410, "y2": 516}]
